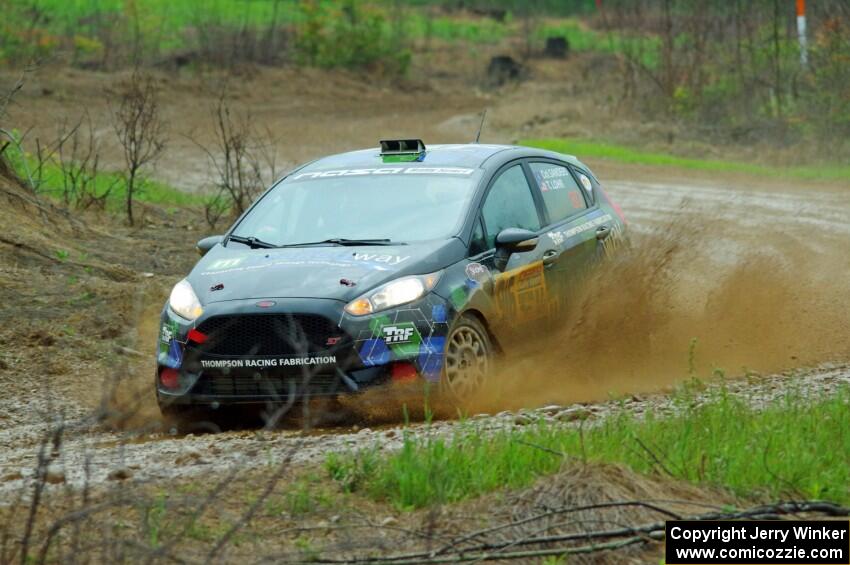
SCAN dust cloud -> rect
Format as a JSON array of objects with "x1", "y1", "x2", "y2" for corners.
[
  {"x1": 345, "y1": 206, "x2": 850, "y2": 421},
  {"x1": 100, "y1": 286, "x2": 172, "y2": 430},
  {"x1": 468, "y1": 209, "x2": 850, "y2": 412}
]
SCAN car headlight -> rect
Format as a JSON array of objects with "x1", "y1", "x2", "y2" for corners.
[
  {"x1": 344, "y1": 272, "x2": 441, "y2": 316},
  {"x1": 169, "y1": 279, "x2": 204, "y2": 321}
]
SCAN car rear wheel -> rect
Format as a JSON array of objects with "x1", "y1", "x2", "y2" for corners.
[{"x1": 441, "y1": 314, "x2": 493, "y2": 401}]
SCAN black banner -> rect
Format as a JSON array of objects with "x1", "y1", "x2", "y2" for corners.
[{"x1": 665, "y1": 520, "x2": 850, "y2": 564}]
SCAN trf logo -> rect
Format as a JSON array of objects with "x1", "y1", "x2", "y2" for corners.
[{"x1": 382, "y1": 324, "x2": 416, "y2": 344}]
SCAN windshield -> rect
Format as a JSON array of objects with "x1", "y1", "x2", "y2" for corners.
[{"x1": 230, "y1": 167, "x2": 482, "y2": 246}]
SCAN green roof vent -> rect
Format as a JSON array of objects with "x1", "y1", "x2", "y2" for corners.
[{"x1": 379, "y1": 139, "x2": 425, "y2": 156}]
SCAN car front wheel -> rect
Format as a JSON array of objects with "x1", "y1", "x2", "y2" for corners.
[{"x1": 441, "y1": 314, "x2": 493, "y2": 401}]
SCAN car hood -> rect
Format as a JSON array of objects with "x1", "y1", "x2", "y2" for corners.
[{"x1": 187, "y1": 239, "x2": 464, "y2": 305}]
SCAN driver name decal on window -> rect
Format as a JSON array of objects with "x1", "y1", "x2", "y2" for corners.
[
  {"x1": 533, "y1": 165, "x2": 571, "y2": 192},
  {"x1": 291, "y1": 167, "x2": 475, "y2": 181}
]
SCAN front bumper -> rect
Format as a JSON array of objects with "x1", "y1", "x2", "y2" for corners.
[{"x1": 156, "y1": 294, "x2": 453, "y2": 406}]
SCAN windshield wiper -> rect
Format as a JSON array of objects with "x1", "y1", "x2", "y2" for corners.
[
  {"x1": 227, "y1": 234, "x2": 278, "y2": 249},
  {"x1": 278, "y1": 238, "x2": 400, "y2": 248}
]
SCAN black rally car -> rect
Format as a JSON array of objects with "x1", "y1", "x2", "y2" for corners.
[{"x1": 157, "y1": 140, "x2": 626, "y2": 416}]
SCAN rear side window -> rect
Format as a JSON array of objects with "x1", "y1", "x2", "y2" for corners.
[
  {"x1": 481, "y1": 165, "x2": 541, "y2": 248},
  {"x1": 529, "y1": 162, "x2": 587, "y2": 224}
]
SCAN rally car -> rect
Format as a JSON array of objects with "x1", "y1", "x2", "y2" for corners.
[{"x1": 157, "y1": 139, "x2": 626, "y2": 417}]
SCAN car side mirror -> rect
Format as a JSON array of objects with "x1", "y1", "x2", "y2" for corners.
[
  {"x1": 196, "y1": 235, "x2": 223, "y2": 256},
  {"x1": 494, "y1": 228, "x2": 539, "y2": 271}
]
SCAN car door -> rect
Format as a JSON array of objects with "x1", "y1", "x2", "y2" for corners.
[
  {"x1": 473, "y1": 162, "x2": 549, "y2": 339},
  {"x1": 526, "y1": 160, "x2": 612, "y2": 317}
]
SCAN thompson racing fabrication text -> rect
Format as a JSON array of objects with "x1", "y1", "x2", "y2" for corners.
[{"x1": 199, "y1": 356, "x2": 337, "y2": 369}]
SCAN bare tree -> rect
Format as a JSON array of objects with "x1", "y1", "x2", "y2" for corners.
[
  {"x1": 55, "y1": 114, "x2": 118, "y2": 210},
  {"x1": 193, "y1": 91, "x2": 278, "y2": 228},
  {"x1": 112, "y1": 70, "x2": 166, "y2": 225},
  {"x1": 0, "y1": 68, "x2": 35, "y2": 186}
]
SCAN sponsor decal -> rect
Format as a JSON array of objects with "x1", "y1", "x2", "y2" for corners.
[
  {"x1": 206, "y1": 258, "x2": 243, "y2": 271},
  {"x1": 382, "y1": 323, "x2": 417, "y2": 344},
  {"x1": 550, "y1": 214, "x2": 613, "y2": 242},
  {"x1": 291, "y1": 167, "x2": 475, "y2": 181},
  {"x1": 494, "y1": 261, "x2": 548, "y2": 323},
  {"x1": 579, "y1": 174, "x2": 593, "y2": 193},
  {"x1": 200, "y1": 355, "x2": 337, "y2": 369},
  {"x1": 368, "y1": 320, "x2": 423, "y2": 357},
  {"x1": 546, "y1": 215, "x2": 611, "y2": 249},
  {"x1": 159, "y1": 320, "x2": 184, "y2": 368},
  {"x1": 465, "y1": 262, "x2": 490, "y2": 286},
  {"x1": 160, "y1": 321, "x2": 177, "y2": 344},
  {"x1": 352, "y1": 253, "x2": 410, "y2": 265}
]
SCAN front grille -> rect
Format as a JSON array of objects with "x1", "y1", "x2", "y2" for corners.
[
  {"x1": 194, "y1": 372, "x2": 342, "y2": 398},
  {"x1": 196, "y1": 314, "x2": 343, "y2": 357}
]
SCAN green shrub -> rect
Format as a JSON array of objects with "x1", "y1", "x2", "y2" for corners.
[{"x1": 294, "y1": 0, "x2": 411, "y2": 75}]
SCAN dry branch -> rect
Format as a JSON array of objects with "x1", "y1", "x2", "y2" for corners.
[{"x1": 288, "y1": 501, "x2": 850, "y2": 564}]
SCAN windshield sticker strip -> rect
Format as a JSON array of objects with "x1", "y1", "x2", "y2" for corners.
[{"x1": 290, "y1": 167, "x2": 476, "y2": 181}]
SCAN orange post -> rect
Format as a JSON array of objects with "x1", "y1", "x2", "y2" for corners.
[{"x1": 796, "y1": 0, "x2": 808, "y2": 67}]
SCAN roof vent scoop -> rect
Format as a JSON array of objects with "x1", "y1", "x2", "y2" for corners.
[{"x1": 379, "y1": 139, "x2": 425, "y2": 155}]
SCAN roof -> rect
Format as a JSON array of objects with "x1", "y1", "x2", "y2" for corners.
[
  {"x1": 301, "y1": 143, "x2": 581, "y2": 166},
  {"x1": 297, "y1": 144, "x2": 509, "y2": 171},
  {"x1": 295, "y1": 143, "x2": 587, "y2": 173}
]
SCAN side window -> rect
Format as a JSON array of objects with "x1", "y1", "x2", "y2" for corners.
[
  {"x1": 469, "y1": 216, "x2": 488, "y2": 256},
  {"x1": 529, "y1": 162, "x2": 587, "y2": 224},
  {"x1": 481, "y1": 165, "x2": 541, "y2": 248}
]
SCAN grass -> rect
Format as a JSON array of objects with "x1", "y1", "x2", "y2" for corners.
[
  {"x1": 521, "y1": 138, "x2": 850, "y2": 183},
  {"x1": 15, "y1": 0, "x2": 302, "y2": 35},
  {"x1": 3, "y1": 0, "x2": 300, "y2": 61},
  {"x1": 407, "y1": 13, "x2": 509, "y2": 44},
  {"x1": 5, "y1": 145, "x2": 202, "y2": 209},
  {"x1": 265, "y1": 478, "x2": 335, "y2": 517},
  {"x1": 8, "y1": 0, "x2": 513, "y2": 51},
  {"x1": 326, "y1": 384, "x2": 850, "y2": 510},
  {"x1": 535, "y1": 18, "x2": 660, "y2": 68}
]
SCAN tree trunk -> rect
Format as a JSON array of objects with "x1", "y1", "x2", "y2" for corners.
[{"x1": 126, "y1": 170, "x2": 135, "y2": 226}]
